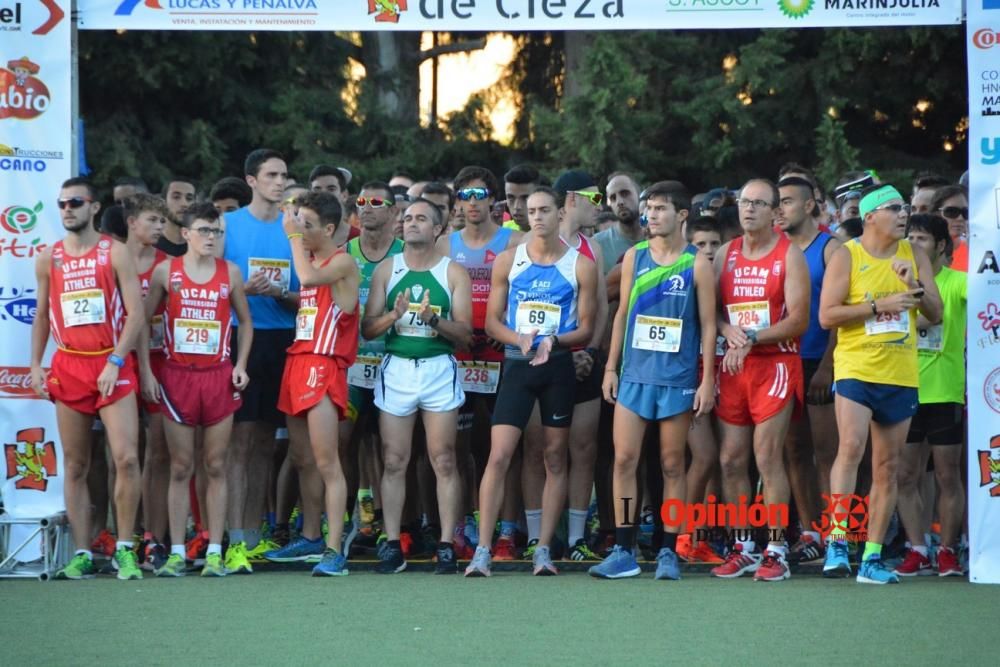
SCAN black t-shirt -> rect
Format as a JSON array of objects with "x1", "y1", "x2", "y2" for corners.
[{"x1": 155, "y1": 235, "x2": 187, "y2": 257}]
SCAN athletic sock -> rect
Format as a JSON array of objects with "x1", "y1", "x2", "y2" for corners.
[
  {"x1": 266, "y1": 512, "x2": 276, "y2": 531},
  {"x1": 651, "y1": 527, "x2": 664, "y2": 552},
  {"x1": 75, "y1": 549, "x2": 93, "y2": 559},
  {"x1": 229, "y1": 529, "x2": 245, "y2": 545},
  {"x1": 207, "y1": 543, "x2": 222, "y2": 556},
  {"x1": 615, "y1": 527, "x2": 635, "y2": 550},
  {"x1": 116, "y1": 541, "x2": 134, "y2": 551},
  {"x1": 171, "y1": 544, "x2": 185, "y2": 558},
  {"x1": 737, "y1": 538, "x2": 755, "y2": 554},
  {"x1": 244, "y1": 528, "x2": 261, "y2": 550},
  {"x1": 862, "y1": 542, "x2": 883, "y2": 561},
  {"x1": 567, "y1": 509, "x2": 588, "y2": 546},
  {"x1": 767, "y1": 543, "x2": 788, "y2": 557},
  {"x1": 912, "y1": 544, "x2": 929, "y2": 557},
  {"x1": 525, "y1": 509, "x2": 542, "y2": 542},
  {"x1": 499, "y1": 521, "x2": 517, "y2": 538},
  {"x1": 662, "y1": 532, "x2": 678, "y2": 552},
  {"x1": 802, "y1": 530, "x2": 821, "y2": 544}
]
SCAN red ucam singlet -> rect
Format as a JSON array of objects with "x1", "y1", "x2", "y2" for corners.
[
  {"x1": 719, "y1": 234, "x2": 798, "y2": 356},
  {"x1": 163, "y1": 257, "x2": 232, "y2": 367},
  {"x1": 288, "y1": 252, "x2": 359, "y2": 366},
  {"x1": 138, "y1": 249, "x2": 169, "y2": 354},
  {"x1": 48, "y1": 235, "x2": 124, "y2": 353}
]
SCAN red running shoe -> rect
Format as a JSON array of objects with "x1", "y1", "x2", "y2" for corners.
[
  {"x1": 493, "y1": 536, "x2": 517, "y2": 561},
  {"x1": 90, "y1": 529, "x2": 116, "y2": 558},
  {"x1": 710, "y1": 544, "x2": 761, "y2": 578},
  {"x1": 186, "y1": 530, "x2": 209, "y2": 564},
  {"x1": 936, "y1": 546, "x2": 964, "y2": 577},
  {"x1": 400, "y1": 531, "x2": 414, "y2": 557},
  {"x1": 753, "y1": 550, "x2": 790, "y2": 581},
  {"x1": 894, "y1": 548, "x2": 932, "y2": 576}
]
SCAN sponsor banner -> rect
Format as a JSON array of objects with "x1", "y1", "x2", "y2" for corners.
[
  {"x1": 967, "y1": 0, "x2": 1000, "y2": 584},
  {"x1": 76, "y1": 0, "x2": 962, "y2": 31},
  {"x1": 0, "y1": 1, "x2": 70, "y2": 519}
]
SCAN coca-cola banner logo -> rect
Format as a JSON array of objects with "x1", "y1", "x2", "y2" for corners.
[{"x1": 0, "y1": 366, "x2": 42, "y2": 398}]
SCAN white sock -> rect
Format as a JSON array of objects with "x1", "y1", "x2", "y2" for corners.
[
  {"x1": 116, "y1": 541, "x2": 134, "y2": 551},
  {"x1": 75, "y1": 549, "x2": 93, "y2": 559},
  {"x1": 767, "y1": 543, "x2": 788, "y2": 557},
  {"x1": 738, "y1": 539, "x2": 756, "y2": 553},
  {"x1": 171, "y1": 544, "x2": 185, "y2": 558},
  {"x1": 207, "y1": 543, "x2": 222, "y2": 556},
  {"x1": 802, "y1": 530, "x2": 821, "y2": 544},
  {"x1": 525, "y1": 509, "x2": 542, "y2": 542},
  {"x1": 568, "y1": 509, "x2": 588, "y2": 547},
  {"x1": 912, "y1": 544, "x2": 929, "y2": 557}
]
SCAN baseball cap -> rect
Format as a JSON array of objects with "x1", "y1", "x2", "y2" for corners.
[{"x1": 552, "y1": 169, "x2": 597, "y2": 196}]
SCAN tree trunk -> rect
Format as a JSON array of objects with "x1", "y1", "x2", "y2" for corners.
[
  {"x1": 361, "y1": 32, "x2": 421, "y2": 126},
  {"x1": 563, "y1": 31, "x2": 594, "y2": 101}
]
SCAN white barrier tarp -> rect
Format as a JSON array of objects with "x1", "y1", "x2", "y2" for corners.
[
  {"x1": 76, "y1": 0, "x2": 962, "y2": 31},
  {"x1": 1, "y1": 0, "x2": 71, "y2": 563},
  {"x1": 966, "y1": 5, "x2": 1000, "y2": 585}
]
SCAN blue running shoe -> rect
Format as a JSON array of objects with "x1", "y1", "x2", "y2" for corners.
[
  {"x1": 857, "y1": 556, "x2": 899, "y2": 585},
  {"x1": 265, "y1": 536, "x2": 325, "y2": 563},
  {"x1": 312, "y1": 549, "x2": 349, "y2": 577},
  {"x1": 823, "y1": 541, "x2": 851, "y2": 578},
  {"x1": 463, "y1": 515, "x2": 479, "y2": 547},
  {"x1": 654, "y1": 547, "x2": 681, "y2": 581},
  {"x1": 588, "y1": 544, "x2": 641, "y2": 579}
]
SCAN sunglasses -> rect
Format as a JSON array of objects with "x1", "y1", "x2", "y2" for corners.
[
  {"x1": 939, "y1": 206, "x2": 968, "y2": 220},
  {"x1": 356, "y1": 196, "x2": 392, "y2": 208},
  {"x1": 190, "y1": 227, "x2": 224, "y2": 238},
  {"x1": 456, "y1": 187, "x2": 491, "y2": 202},
  {"x1": 876, "y1": 203, "x2": 911, "y2": 215},
  {"x1": 57, "y1": 197, "x2": 92, "y2": 210},
  {"x1": 572, "y1": 191, "x2": 604, "y2": 206}
]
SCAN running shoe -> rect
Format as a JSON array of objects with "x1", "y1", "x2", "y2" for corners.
[
  {"x1": 375, "y1": 542, "x2": 407, "y2": 574},
  {"x1": 532, "y1": 545, "x2": 558, "y2": 576},
  {"x1": 823, "y1": 541, "x2": 851, "y2": 578},
  {"x1": 788, "y1": 534, "x2": 825, "y2": 564},
  {"x1": 143, "y1": 543, "x2": 169, "y2": 573},
  {"x1": 675, "y1": 534, "x2": 695, "y2": 561},
  {"x1": 568, "y1": 539, "x2": 600, "y2": 562},
  {"x1": 359, "y1": 491, "x2": 376, "y2": 526},
  {"x1": 710, "y1": 544, "x2": 761, "y2": 578},
  {"x1": 247, "y1": 538, "x2": 281, "y2": 563},
  {"x1": 399, "y1": 531, "x2": 415, "y2": 557},
  {"x1": 857, "y1": 556, "x2": 900, "y2": 585},
  {"x1": 463, "y1": 514, "x2": 479, "y2": 547},
  {"x1": 375, "y1": 530, "x2": 389, "y2": 559},
  {"x1": 894, "y1": 549, "x2": 932, "y2": 577},
  {"x1": 341, "y1": 516, "x2": 359, "y2": 559},
  {"x1": 588, "y1": 544, "x2": 641, "y2": 579},
  {"x1": 492, "y1": 536, "x2": 517, "y2": 561},
  {"x1": 224, "y1": 542, "x2": 253, "y2": 574},
  {"x1": 56, "y1": 553, "x2": 96, "y2": 580},
  {"x1": 655, "y1": 547, "x2": 681, "y2": 581},
  {"x1": 271, "y1": 525, "x2": 291, "y2": 548},
  {"x1": 155, "y1": 553, "x2": 187, "y2": 577},
  {"x1": 521, "y1": 538, "x2": 539, "y2": 559},
  {"x1": 90, "y1": 529, "x2": 116, "y2": 558},
  {"x1": 936, "y1": 546, "x2": 964, "y2": 577},
  {"x1": 114, "y1": 547, "x2": 143, "y2": 581},
  {"x1": 464, "y1": 546, "x2": 492, "y2": 577},
  {"x1": 201, "y1": 553, "x2": 226, "y2": 577},
  {"x1": 690, "y1": 541, "x2": 725, "y2": 564},
  {"x1": 434, "y1": 543, "x2": 458, "y2": 575},
  {"x1": 753, "y1": 550, "x2": 790, "y2": 582},
  {"x1": 312, "y1": 549, "x2": 349, "y2": 577},
  {"x1": 185, "y1": 531, "x2": 209, "y2": 564},
  {"x1": 265, "y1": 536, "x2": 325, "y2": 563}
]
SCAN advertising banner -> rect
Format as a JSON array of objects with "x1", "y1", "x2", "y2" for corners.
[
  {"x1": 76, "y1": 0, "x2": 962, "y2": 31},
  {"x1": 966, "y1": 2, "x2": 1000, "y2": 585},
  {"x1": 0, "y1": 0, "x2": 71, "y2": 557}
]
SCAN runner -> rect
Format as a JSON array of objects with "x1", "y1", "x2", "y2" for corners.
[
  {"x1": 930, "y1": 185, "x2": 969, "y2": 272},
  {"x1": 819, "y1": 184, "x2": 942, "y2": 584},
  {"x1": 276, "y1": 191, "x2": 361, "y2": 576},
  {"x1": 143, "y1": 203, "x2": 252, "y2": 577},
  {"x1": 363, "y1": 198, "x2": 473, "y2": 574},
  {"x1": 711, "y1": 178, "x2": 810, "y2": 582},
  {"x1": 590, "y1": 181, "x2": 716, "y2": 580},
  {"x1": 31, "y1": 178, "x2": 147, "y2": 580},
  {"x1": 465, "y1": 186, "x2": 598, "y2": 577},
  {"x1": 157, "y1": 177, "x2": 196, "y2": 257},
  {"x1": 895, "y1": 214, "x2": 966, "y2": 577},
  {"x1": 503, "y1": 164, "x2": 541, "y2": 233},
  {"x1": 776, "y1": 176, "x2": 842, "y2": 564},
  {"x1": 436, "y1": 166, "x2": 523, "y2": 560}
]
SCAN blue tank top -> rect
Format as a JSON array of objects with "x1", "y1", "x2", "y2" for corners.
[
  {"x1": 223, "y1": 206, "x2": 300, "y2": 330},
  {"x1": 800, "y1": 231, "x2": 833, "y2": 360},
  {"x1": 449, "y1": 226, "x2": 512, "y2": 332},
  {"x1": 621, "y1": 242, "x2": 701, "y2": 388},
  {"x1": 505, "y1": 243, "x2": 579, "y2": 359}
]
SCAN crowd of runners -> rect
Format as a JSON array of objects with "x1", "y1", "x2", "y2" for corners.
[{"x1": 28, "y1": 150, "x2": 971, "y2": 584}]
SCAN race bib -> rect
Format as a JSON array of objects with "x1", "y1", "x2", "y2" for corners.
[
  {"x1": 917, "y1": 323, "x2": 943, "y2": 352},
  {"x1": 727, "y1": 301, "x2": 770, "y2": 332},
  {"x1": 61, "y1": 289, "x2": 105, "y2": 328},
  {"x1": 395, "y1": 304, "x2": 442, "y2": 338},
  {"x1": 865, "y1": 310, "x2": 909, "y2": 336},
  {"x1": 631, "y1": 315, "x2": 682, "y2": 353},
  {"x1": 173, "y1": 319, "x2": 221, "y2": 355},
  {"x1": 458, "y1": 360, "x2": 501, "y2": 394},
  {"x1": 515, "y1": 301, "x2": 560, "y2": 336},
  {"x1": 150, "y1": 314, "x2": 165, "y2": 351},
  {"x1": 249, "y1": 257, "x2": 291, "y2": 290},
  {"x1": 347, "y1": 354, "x2": 382, "y2": 389},
  {"x1": 295, "y1": 306, "x2": 317, "y2": 341}
]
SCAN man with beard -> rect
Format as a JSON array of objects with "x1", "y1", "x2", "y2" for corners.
[{"x1": 593, "y1": 172, "x2": 644, "y2": 274}]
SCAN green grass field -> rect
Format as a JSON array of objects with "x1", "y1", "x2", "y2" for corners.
[{"x1": 2, "y1": 568, "x2": 994, "y2": 665}]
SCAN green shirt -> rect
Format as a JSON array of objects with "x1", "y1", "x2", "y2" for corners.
[
  {"x1": 347, "y1": 236, "x2": 404, "y2": 355},
  {"x1": 385, "y1": 254, "x2": 454, "y2": 359},
  {"x1": 917, "y1": 266, "x2": 966, "y2": 404}
]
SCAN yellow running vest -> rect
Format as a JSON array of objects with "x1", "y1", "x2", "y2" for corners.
[{"x1": 834, "y1": 238, "x2": 919, "y2": 387}]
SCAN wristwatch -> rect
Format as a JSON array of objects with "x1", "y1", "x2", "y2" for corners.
[
  {"x1": 427, "y1": 314, "x2": 440, "y2": 328},
  {"x1": 746, "y1": 329, "x2": 758, "y2": 345},
  {"x1": 278, "y1": 286, "x2": 289, "y2": 300}
]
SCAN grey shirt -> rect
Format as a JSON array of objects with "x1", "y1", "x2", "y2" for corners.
[{"x1": 592, "y1": 224, "x2": 641, "y2": 274}]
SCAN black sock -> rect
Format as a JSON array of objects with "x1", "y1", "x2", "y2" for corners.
[
  {"x1": 651, "y1": 528, "x2": 664, "y2": 552},
  {"x1": 662, "y1": 531, "x2": 678, "y2": 552},
  {"x1": 615, "y1": 527, "x2": 635, "y2": 549},
  {"x1": 387, "y1": 539, "x2": 401, "y2": 550},
  {"x1": 438, "y1": 540, "x2": 452, "y2": 551},
  {"x1": 374, "y1": 509, "x2": 384, "y2": 523}
]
